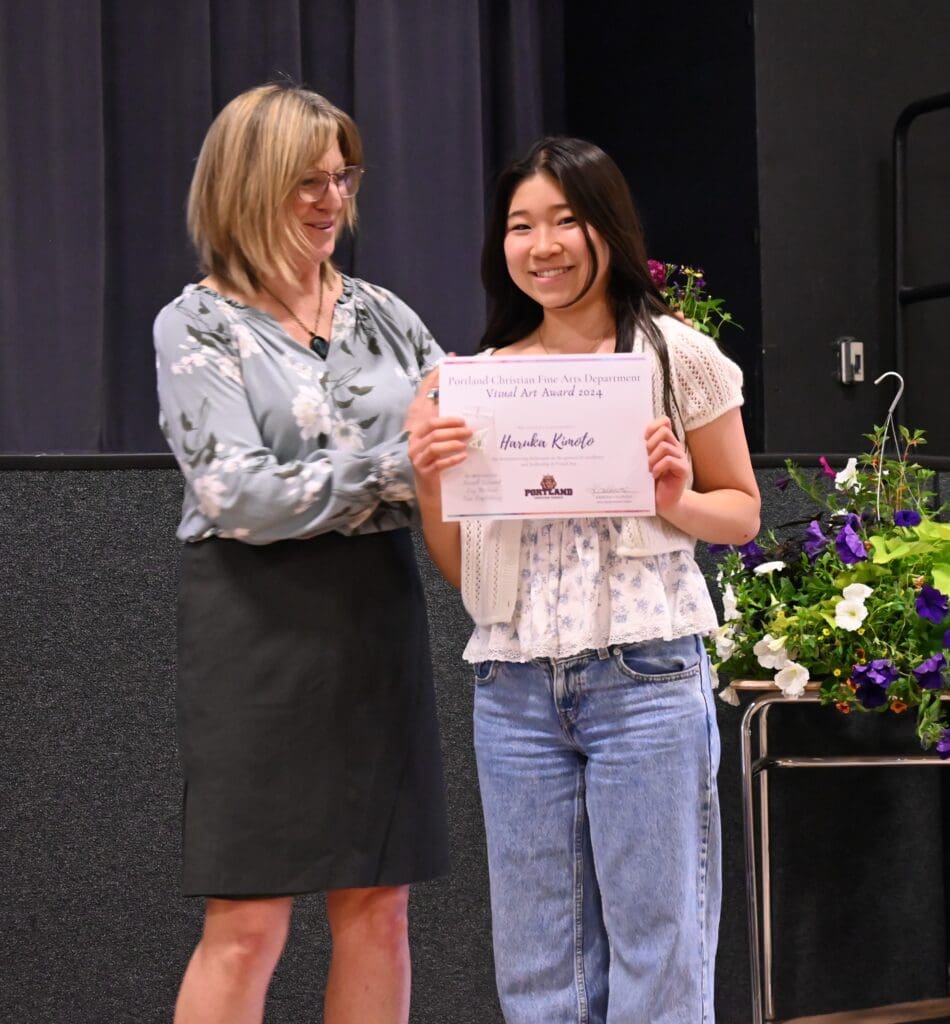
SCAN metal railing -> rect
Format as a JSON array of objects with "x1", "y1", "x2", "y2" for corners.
[{"x1": 893, "y1": 90, "x2": 950, "y2": 423}]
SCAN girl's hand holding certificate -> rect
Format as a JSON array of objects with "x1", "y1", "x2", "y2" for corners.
[{"x1": 645, "y1": 414, "x2": 691, "y2": 513}]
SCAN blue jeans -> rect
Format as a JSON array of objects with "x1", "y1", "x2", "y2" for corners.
[{"x1": 473, "y1": 635, "x2": 721, "y2": 1024}]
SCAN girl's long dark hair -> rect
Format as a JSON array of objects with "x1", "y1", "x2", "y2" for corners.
[{"x1": 480, "y1": 136, "x2": 678, "y2": 423}]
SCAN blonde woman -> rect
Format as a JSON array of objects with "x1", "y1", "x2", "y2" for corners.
[{"x1": 154, "y1": 83, "x2": 448, "y2": 1024}]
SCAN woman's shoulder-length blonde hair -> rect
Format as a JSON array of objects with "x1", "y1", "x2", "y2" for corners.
[{"x1": 187, "y1": 83, "x2": 363, "y2": 296}]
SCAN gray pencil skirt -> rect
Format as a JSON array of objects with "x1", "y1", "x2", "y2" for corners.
[{"x1": 175, "y1": 528, "x2": 449, "y2": 897}]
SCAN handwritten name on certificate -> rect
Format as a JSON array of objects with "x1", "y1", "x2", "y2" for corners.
[{"x1": 438, "y1": 354, "x2": 656, "y2": 521}]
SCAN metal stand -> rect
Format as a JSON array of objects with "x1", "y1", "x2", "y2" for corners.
[{"x1": 737, "y1": 683, "x2": 950, "y2": 1024}]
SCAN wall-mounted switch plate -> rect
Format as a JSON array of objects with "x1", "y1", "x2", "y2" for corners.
[{"x1": 836, "y1": 336, "x2": 864, "y2": 385}]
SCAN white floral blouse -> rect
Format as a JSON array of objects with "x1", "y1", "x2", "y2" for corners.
[
  {"x1": 154, "y1": 276, "x2": 442, "y2": 543},
  {"x1": 462, "y1": 521, "x2": 720, "y2": 662}
]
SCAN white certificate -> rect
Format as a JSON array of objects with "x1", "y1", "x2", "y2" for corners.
[{"x1": 438, "y1": 353, "x2": 656, "y2": 521}]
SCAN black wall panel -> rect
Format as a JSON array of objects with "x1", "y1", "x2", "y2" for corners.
[
  {"x1": 754, "y1": 0, "x2": 950, "y2": 454},
  {"x1": 3, "y1": 464, "x2": 948, "y2": 1022}
]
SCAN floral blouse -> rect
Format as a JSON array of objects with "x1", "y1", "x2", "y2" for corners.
[
  {"x1": 154, "y1": 276, "x2": 442, "y2": 544},
  {"x1": 462, "y1": 522, "x2": 719, "y2": 662}
]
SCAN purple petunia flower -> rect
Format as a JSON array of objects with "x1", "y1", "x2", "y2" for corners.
[
  {"x1": 802, "y1": 520, "x2": 828, "y2": 561},
  {"x1": 648, "y1": 259, "x2": 667, "y2": 288},
  {"x1": 706, "y1": 543, "x2": 731, "y2": 555},
  {"x1": 738, "y1": 541, "x2": 766, "y2": 569},
  {"x1": 854, "y1": 659, "x2": 900, "y2": 689},
  {"x1": 774, "y1": 476, "x2": 790, "y2": 491},
  {"x1": 916, "y1": 585, "x2": 949, "y2": 625},
  {"x1": 835, "y1": 523, "x2": 868, "y2": 565},
  {"x1": 819, "y1": 456, "x2": 836, "y2": 479},
  {"x1": 894, "y1": 509, "x2": 922, "y2": 527},
  {"x1": 852, "y1": 660, "x2": 897, "y2": 709},
  {"x1": 937, "y1": 728, "x2": 950, "y2": 760},
  {"x1": 872, "y1": 659, "x2": 899, "y2": 687},
  {"x1": 913, "y1": 653, "x2": 946, "y2": 690},
  {"x1": 944, "y1": 629, "x2": 950, "y2": 649},
  {"x1": 855, "y1": 682, "x2": 889, "y2": 709}
]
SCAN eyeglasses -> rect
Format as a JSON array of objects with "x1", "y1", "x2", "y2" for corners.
[{"x1": 297, "y1": 166, "x2": 364, "y2": 203}]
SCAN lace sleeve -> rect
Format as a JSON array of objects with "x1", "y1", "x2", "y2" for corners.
[{"x1": 661, "y1": 318, "x2": 744, "y2": 431}]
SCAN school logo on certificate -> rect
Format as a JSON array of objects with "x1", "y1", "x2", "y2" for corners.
[{"x1": 524, "y1": 475, "x2": 573, "y2": 498}]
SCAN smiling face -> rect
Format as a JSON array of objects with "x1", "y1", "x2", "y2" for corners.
[
  {"x1": 503, "y1": 172, "x2": 610, "y2": 314},
  {"x1": 291, "y1": 139, "x2": 347, "y2": 266}
]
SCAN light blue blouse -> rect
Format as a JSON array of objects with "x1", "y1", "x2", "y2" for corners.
[{"x1": 154, "y1": 275, "x2": 442, "y2": 544}]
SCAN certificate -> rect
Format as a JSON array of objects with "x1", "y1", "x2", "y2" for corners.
[{"x1": 438, "y1": 353, "x2": 656, "y2": 521}]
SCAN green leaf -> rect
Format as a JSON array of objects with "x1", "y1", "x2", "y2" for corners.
[
  {"x1": 359, "y1": 415, "x2": 379, "y2": 430},
  {"x1": 347, "y1": 385, "x2": 373, "y2": 396},
  {"x1": 932, "y1": 563, "x2": 950, "y2": 595},
  {"x1": 917, "y1": 520, "x2": 950, "y2": 542},
  {"x1": 872, "y1": 539, "x2": 934, "y2": 564}
]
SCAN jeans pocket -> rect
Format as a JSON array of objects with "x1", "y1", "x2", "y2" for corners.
[
  {"x1": 615, "y1": 635, "x2": 702, "y2": 683},
  {"x1": 472, "y1": 660, "x2": 499, "y2": 686}
]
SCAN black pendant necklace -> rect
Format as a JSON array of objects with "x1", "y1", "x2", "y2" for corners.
[{"x1": 261, "y1": 275, "x2": 329, "y2": 359}]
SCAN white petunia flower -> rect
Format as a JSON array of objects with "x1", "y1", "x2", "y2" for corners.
[
  {"x1": 834, "y1": 457, "x2": 860, "y2": 492},
  {"x1": 774, "y1": 661, "x2": 810, "y2": 698},
  {"x1": 722, "y1": 582, "x2": 740, "y2": 621},
  {"x1": 834, "y1": 598, "x2": 868, "y2": 630},
  {"x1": 842, "y1": 582, "x2": 873, "y2": 603},
  {"x1": 292, "y1": 386, "x2": 332, "y2": 440},
  {"x1": 714, "y1": 624, "x2": 736, "y2": 661},
  {"x1": 753, "y1": 633, "x2": 790, "y2": 670},
  {"x1": 753, "y1": 560, "x2": 786, "y2": 575},
  {"x1": 193, "y1": 474, "x2": 227, "y2": 518},
  {"x1": 717, "y1": 684, "x2": 741, "y2": 706}
]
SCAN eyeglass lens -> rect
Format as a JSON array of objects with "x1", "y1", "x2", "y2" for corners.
[{"x1": 298, "y1": 167, "x2": 363, "y2": 202}]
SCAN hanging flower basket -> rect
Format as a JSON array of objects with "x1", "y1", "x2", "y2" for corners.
[{"x1": 708, "y1": 425, "x2": 950, "y2": 755}]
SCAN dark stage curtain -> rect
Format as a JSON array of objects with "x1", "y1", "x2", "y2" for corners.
[{"x1": 0, "y1": 0, "x2": 563, "y2": 453}]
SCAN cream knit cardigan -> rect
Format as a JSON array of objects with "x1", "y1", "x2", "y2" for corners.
[{"x1": 460, "y1": 316, "x2": 744, "y2": 626}]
